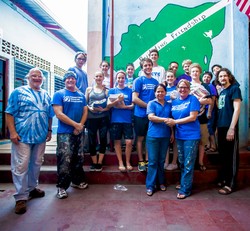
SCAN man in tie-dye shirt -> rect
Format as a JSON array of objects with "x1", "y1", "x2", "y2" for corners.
[{"x1": 5, "y1": 67, "x2": 53, "y2": 214}]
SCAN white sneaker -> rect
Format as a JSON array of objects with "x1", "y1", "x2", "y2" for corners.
[
  {"x1": 57, "y1": 188, "x2": 68, "y2": 199},
  {"x1": 71, "y1": 182, "x2": 88, "y2": 189},
  {"x1": 166, "y1": 164, "x2": 178, "y2": 171}
]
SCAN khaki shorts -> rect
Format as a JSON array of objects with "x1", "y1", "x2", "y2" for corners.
[{"x1": 200, "y1": 123, "x2": 209, "y2": 145}]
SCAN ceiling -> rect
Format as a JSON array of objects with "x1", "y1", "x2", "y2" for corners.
[{"x1": 8, "y1": 0, "x2": 85, "y2": 52}]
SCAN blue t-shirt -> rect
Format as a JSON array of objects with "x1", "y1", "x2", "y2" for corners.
[
  {"x1": 175, "y1": 74, "x2": 191, "y2": 85},
  {"x1": 108, "y1": 87, "x2": 133, "y2": 123},
  {"x1": 52, "y1": 89, "x2": 87, "y2": 134},
  {"x1": 147, "y1": 99, "x2": 172, "y2": 138},
  {"x1": 5, "y1": 86, "x2": 52, "y2": 144},
  {"x1": 217, "y1": 84, "x2": 242, "y2": 128},
  {"x1": 171, "y1": 95, "x2": 201, "y2": 140},
  {"x1": 68, "y1": 66, "x2": 88, "y2": 94},
  {"x1": 132, "y1": 76, "x2": 158, "y2": 117},
  {"x1": 165, "y1": 85, "x2": 177, "y2": 102}
]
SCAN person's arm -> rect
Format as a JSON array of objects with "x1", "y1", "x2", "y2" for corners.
[
  {"x1": 73, "y1": 106, "x2": 88, "y2": 135},
  {"x1": 107, "y1": 94, "x2": 124, "y2": 108},
  {"x1": 226, "y1": 99, "x2": 241, "y2": 141},
  {"x1": 116, "y1": 101, "x2": 134, "y2": 110},
  {"x1": 46, "y1": 118, "x2": 53, "y2": 142},
  {"x1": 199, "y1": 96, "x2": 212, "y2": 105},
  {"x1": 207, "y1": 96, "x2": 216, "y2": 119},
  {"x1": 6, "y1": 113, "x2": 20, "y2": 144},
  {"x1": 166, "y1": 111, "x2": 198, "y2": 127},
  {"x1": 148, "y1": 113, "x2": 168, "y2": 123},
  {"x1": 132, "y1": 92, "x2": 147, "y2": 108},
  {"x1": 53, "y1": 105, "x2": 84, "y2": 132}
]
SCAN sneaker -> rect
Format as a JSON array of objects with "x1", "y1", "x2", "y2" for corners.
[
  {"x1": 71, "y1": 182, "x2": 88, "y2": 189},
  {"x1": 90, "y1": 164, "x2": 96, "y2": 171},
  {"x1": 138, "y1": 161, "x2": 146, "y2": 172},
  {"x1": 57, "y1": 188, "x2": 68, "y2": 199},
  {"x1": 15, "y1": 200, "x2": 27, "y2": 214},
  {"x1": 166, "y1": 163, "x2": 178, "y2": 171},
  {"x1": 95, "y1": 163, "x2": 103, "y2": 172},
  {"x1": 29, "y1": 188, "x2": 45, "y2": 199},
  {"x1": 144, "y1": 160, "x2": 149, "y2": 169}
]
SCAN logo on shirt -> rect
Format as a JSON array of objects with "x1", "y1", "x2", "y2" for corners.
[
  {"x1": 172, "y1": 102, "x2": 190, "y2": 111},
  {"x1": 142, "y1": 83, "x2": 156, "y2": 90},
  {"x1": 218, "y1": 95, "x2": 225, "y2": 109},
  {"x1": 63, "y1": 96, "x2": 83, "y2": 103}
]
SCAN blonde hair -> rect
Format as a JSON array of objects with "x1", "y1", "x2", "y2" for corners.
[{"x1": 189, "y1": 63, "x2": 202, "y2": 74}]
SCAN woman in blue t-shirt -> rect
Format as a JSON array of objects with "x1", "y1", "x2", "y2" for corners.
[
  {"x1": 145, "y1": 84, "x2": 173, "y2": 196},
  {"x1": 166, "y1": 80, "x2": 201, "y2": 199}
]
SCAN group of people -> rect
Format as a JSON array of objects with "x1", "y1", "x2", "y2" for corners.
[{"x1": 5, "y1": 49, "x2": 242, "y2": 214}]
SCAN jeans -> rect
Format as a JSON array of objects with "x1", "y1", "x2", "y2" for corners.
[
  {"x1": 56, "y1": 133, "x2": 86, "y2": 190},
  {"x1": 146, "y1": 136, "x2": 170, "y2": 190},
  {"x1": 176, "y1": 139, "x2": 199, "y2": 196},
  {"x1": 11, "y1": 142, "x2": 46, "y2": 201}
]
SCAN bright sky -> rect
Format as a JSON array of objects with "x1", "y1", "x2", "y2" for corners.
[{"x1": 40, "y1": 0, "x2": 88, "y2": 49}]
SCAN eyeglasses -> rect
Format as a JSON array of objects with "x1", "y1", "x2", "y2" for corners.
[
  {"x1": 178, "y1": 87, "x2": 189, "y2": 90},
  {"x1": 30, "y1": 75, "x2": 43, "y2": 78}
]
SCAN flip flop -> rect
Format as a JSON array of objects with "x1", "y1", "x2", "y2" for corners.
[
  {"x1": 175, "y1": 184, "x2": 181, "y2": 190},
  {"x1": 118, "y1": 166, "x2": 126, "y2": 172},
  {"x1": 199, "y1": 165, "x2": 207, "y2": 172},
  {"x1": 218, "y1": 186, "x2": 232, "y2": 195},
  {"x1": 177, "y1": 193, "x2": 187, "y2": 199},
  {"x1": 126, "y1": 165, "x2": 133, "y2": 171}
]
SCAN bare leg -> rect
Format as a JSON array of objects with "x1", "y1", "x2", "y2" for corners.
[
  {"x1": 171, "y1": 141, "x2": 178, "y2": 165},
  {"x1": 125, "y1": 139, "x2": 133, "y2": 167},
  {"x1": 137, "y1": 136, "x2": 145, "y2": 162},
  {"x1": 114, "y1": 140, "x2": 124, "y2": 167},
  {"x1": 98, "y1": 153, "x2": 105, "y2": 164},
  {"x1": 91, "y1": 155, "x2": 97, "y2": 164}
]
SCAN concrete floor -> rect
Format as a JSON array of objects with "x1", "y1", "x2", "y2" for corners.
[{"x1": 0, "y1": 183, "x2": 250, "y2": 231}]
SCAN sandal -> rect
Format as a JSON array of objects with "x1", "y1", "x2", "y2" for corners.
[
  {"x1": 218, "y1": 186, "x2": 232, "y2": 195},
  {"x1": 177, "y1": 193, "x2": 187, "y2": 199},
  {"x1": 126, "y1": 165, "x2": 133, "y2": 171},
  {"x1": 199, "y1": 164, "x2": 206, "y2": 172},
  {"x1": 208, "y1": 147, "x2": 217, "y2": 152},
  {"x1": 159, "y1": 184, "x2": 167, "y2": 191},
  {"x1": 205, "y1": 145, "x2": 210, "y2": 151},
  {"x1": 118, "y1": 166, "x2": 126, "y2": 172},
  {"x1": 175, "y1": 184, "x2": 181, "y2": 190},
  {"x1": 146, "y1": 189, "x2": 153, "y2": 196}
]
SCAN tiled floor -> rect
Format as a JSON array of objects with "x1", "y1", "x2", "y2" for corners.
[{"x1": 0, "y1": 183, "x2": 250, "y2": 231}]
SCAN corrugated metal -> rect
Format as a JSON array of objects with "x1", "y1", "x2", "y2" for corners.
[{"x1": 9, "y1": 0, "x2": 85, "y2": 52}]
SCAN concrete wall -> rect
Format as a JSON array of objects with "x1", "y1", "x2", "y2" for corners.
[{"x1": 87, "y1": 0, "x2": 249, "y2": 147}]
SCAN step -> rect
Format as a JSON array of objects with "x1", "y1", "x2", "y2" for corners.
[
  {"x1": 1, "y1": 164, "x2": 250, "y2": 185},
  {"x1": 1, "y1": 148, "x2": 250, "y2": 166}
]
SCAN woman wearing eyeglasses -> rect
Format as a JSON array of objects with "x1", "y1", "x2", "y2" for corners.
[{"x1": 166, "y1": 79, "x2": 200, "y2": 199}]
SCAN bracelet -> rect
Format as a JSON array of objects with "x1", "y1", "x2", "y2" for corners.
[{"x1": 48, "y1": 129, "x2": 52, "y2": 132}]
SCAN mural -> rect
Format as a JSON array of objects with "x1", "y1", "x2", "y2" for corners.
[{"x1": 102, "y1": 0, "x2": 249, "y2": 146}]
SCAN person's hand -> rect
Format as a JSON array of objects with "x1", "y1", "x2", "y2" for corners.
[
  {"x1": 73, "y1": 128, "x2": 81, "y2": 135},
  {"x1": 10, "y1": 132, "x2": 21, "y2": 145},
  {"x1": 46, "y1": 131, "x2": 52, "y2": 142},
  {"x1": 226, "y1": 128, "x2": 235, "y2": 141},
  {"x1": 74, "y1": 123, "x2": 84, "y2": 132},
  {"x1": 165, "y1": 118, "x2": 175, "y2": 127}
]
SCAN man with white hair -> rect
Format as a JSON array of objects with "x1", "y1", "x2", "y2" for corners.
[{"x1": 6, "y1": 67, "x2": 53, "y2": 214}]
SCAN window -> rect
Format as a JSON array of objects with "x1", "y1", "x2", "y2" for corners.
[{"x1": 14, "y1": 60, "x2": 48, "y2": 90}]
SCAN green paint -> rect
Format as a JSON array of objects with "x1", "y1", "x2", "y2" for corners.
[{"x1": 105, "y1": 2, "x2": 226, "y2": 77}]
